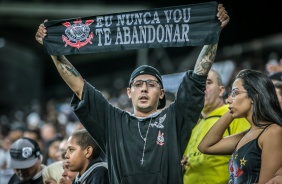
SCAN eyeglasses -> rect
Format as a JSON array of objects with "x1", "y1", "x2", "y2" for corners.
[
  {"x1": 229, "y1": 89, "x2": 247, "y2": 99},
  {"x1": 131, "y1": 79, "x2": 160, "y2": 89}
]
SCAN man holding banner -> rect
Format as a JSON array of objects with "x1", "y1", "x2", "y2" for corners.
[{"x1": 35, "y1": 2, "x2": 229, "y2": 184}]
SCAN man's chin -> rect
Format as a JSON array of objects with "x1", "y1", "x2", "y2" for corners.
[{"x1": 137, "y1": 104, "x2": 151, "y2": 111}]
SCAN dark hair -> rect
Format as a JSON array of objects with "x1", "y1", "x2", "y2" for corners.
[
  {"x1": 25, "y1": 128, "x2": 43, "y2": 142},
  {"x1": 71, "y1": 129, "x2": 101, "y2": 160},
  {"x1": 236, "y1": 69, "x2": 282, "y2": 127}
]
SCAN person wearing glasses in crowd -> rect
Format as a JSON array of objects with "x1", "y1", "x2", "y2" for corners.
[
  {"x1": 181, "y1": 69, "x2": 250, "y2": 184},
  {"x1": 198, "y1": 69, "x2": 282, "y2": 184},
  {"x1": 35, "y1": 4, "x2": 229, "y2": 184}
]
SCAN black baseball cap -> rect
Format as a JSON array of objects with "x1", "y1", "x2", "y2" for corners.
[
  {"x1": 8, "y1": 137, "x2": 41, "y2": 169},
  {"x1": 129, "y1": 65, "x2": 166, "y2": 109}
]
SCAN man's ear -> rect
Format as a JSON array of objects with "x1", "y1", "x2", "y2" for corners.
[
  {"x1": 127, "y1": 87, "x2": 132, "y2": 99},
  {"x1": 85, "y1": 146, "x2": 93, "y2": 158},
  {"x1": 159, "y1": 89, "x2": 165, "y2": 99},
  {"x1": 219, "y1": 86, "x2": 225, "y2": 97}
]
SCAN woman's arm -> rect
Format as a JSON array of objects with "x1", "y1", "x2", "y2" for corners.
[
  {"x1": 198, "y1": 111, "x2": 246, "y2": 155},
  {"x1": 259, "y1": 125, "x2": 282, "y2": 184}
]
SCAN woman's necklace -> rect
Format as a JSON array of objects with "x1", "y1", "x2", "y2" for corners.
[{"x1": 138, "y1": 117, "x2": 152, "y2": 165}]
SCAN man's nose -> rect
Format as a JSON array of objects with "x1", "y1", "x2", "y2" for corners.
[{"x1": 140, "y1": 82, "x2": 148, "y2": 90}]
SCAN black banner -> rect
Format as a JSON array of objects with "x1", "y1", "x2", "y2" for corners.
[{"x1": 43, "y1": 1, "x2": 220, "y2": 55}]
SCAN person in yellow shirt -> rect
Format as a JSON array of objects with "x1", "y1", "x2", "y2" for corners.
[{"x1": 181, "y1": 69, "x2": 250, "y2": 184}]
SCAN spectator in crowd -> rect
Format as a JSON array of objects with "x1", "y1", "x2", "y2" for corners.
[
  {"x1": 198, "y1": 69, "x2": 282, "y2": 184},
  {"x1": 42, "y1": 160, "x2": 63, "y2": 184},
  {"x1": 60, "y1": 158, "x2": 78, "y2": 184},
  {"x1": 43, "y1": 137, "x2": 79, "y2": 184},
  {"x1": 35, "y1": 3, "x2": 229, "y2": 183},
  {"x1": 266, "y1": 58, "x2": 282, "y2": 74},
  {"x1": 0, "y1": 133, "x2": 14, "y2": 184},
  {"x1": 7, "y1": 137, "x2": 46, "y2": 184},
  {"x1": 24, "y1": 128, "x2": 45, "y2": 155},
  {"x1": 268, "y1": 71, "x2": 282, "y2": 84},
  {"x1": 64, "y1": 129, "x2": 109, "y2": 184},
  {"x1": 55, "y1": 138, "x2": 68, "y2": 161},
  {"x1": 57, "y1": 138, "x2": 78, "y2": 184},
  {"x1": 181, "y1": 69, "x2": 250, "y2": 183},
  {"x1": 40, "y1": 123, "x2": 57, "y2": 143},
  {"x1": 0, "y1": 120, "x2": 11, "y2": 139},
  {"x1": 0, "y1": 124, "x2": 26, "y2": 183},
  {"x1": 8, "y1": 124, "x2": 25, "y2": 143},
  {"x1": 42, "y1": 135, "x2": 63, "y2": 165}
]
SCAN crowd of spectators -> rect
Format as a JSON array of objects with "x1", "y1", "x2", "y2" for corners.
[{"x1": 1, "y1": 52, "x2": 282, "y2": 183}]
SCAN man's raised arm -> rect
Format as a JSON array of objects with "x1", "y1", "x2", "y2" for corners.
[
  {"x1": 35, "y1": 22, "x2": 84, "y2": 99},
  {"x1": 193, "y1": 3, "x2": 229, "y2": 76}
]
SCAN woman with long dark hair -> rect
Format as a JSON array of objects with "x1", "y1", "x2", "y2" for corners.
[{"x1": 198, "y1": 69, "x2": 282, "y2": 184}]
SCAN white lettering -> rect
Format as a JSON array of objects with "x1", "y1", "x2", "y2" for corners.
[
  {"x1": 114, "y1": 24, "x2": 189, "y2": 45},
  {"x1": 164, "y1": 8, "x2": 191, "y2": 24},
  {"x1": 139, "y1": 26, "x2": 146, "y2": 43},
  {"x1": 164, "y1": 10, "x2": 173, "y2": 23},
  {"x1": 116, "y1": 14, "x2": 126, "y2": 26},
  {"x1": 95, "y1": 28, "x2": 112, "y2": 46},
  {"x1": 123, "y1": 27, "x2": 131, "y2": 44},
  {"x1": 165, "y1": 24, "x2": 173, "y2": 42},
  {"x1": 95, "y1": 29, "x2": 103, "y2": 46},
  {"x1": 126, "y1": 14, "x2": 134, "y2": 25},
  {"x1": 143, "y1": 12, "x2": 151, "y2": 24},
  {"x1": 131, "y1": 26, "x2": 140, "y2": 44},
  {"x1": 173, "y1": 9, "x2": 182, "y2": 23},
  {"x1": 105, "y1": 16, "x2": 113, "y2": 27},
  {"x1": 133, "y1": 13, "x2": 143, "y2": 25},
  {"x1": 115, "y1": 27, "x2": 123, "y2": 44},
  {"x1": 181, "y1": 24, "x2": 189, "y2": 42},
  {"x1": 173, "y1": 24, "x2": 180, "y2": 42},
  {"x1": 96, "y1": 16, "x2": 104, "y2": 27},
  {"x1": 147, "y1": 25, "x2": 155, "y2": 43},
  {"x1": 152, "y1": 11, "x2": 160, "y2": 24},
  {"x1": 156, "y1": 25, "x2": 164, "y2": 43},
  {"x1": 182, "y1": 8, "x2": 191, "y2": 23},
  {"x1": 104, "y1": 28, "x2": 112, "y2": 45}
]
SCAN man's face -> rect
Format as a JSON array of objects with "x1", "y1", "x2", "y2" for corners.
[
  {"x1": 14, "y1": 158, "x2": 40, "y2": 181},
  {"x1": 204, "y1": 71, "x2": 225, "y2": 109},
  {"x1": 127, "y1": 74, "x2": 164, "y2": 114}
]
